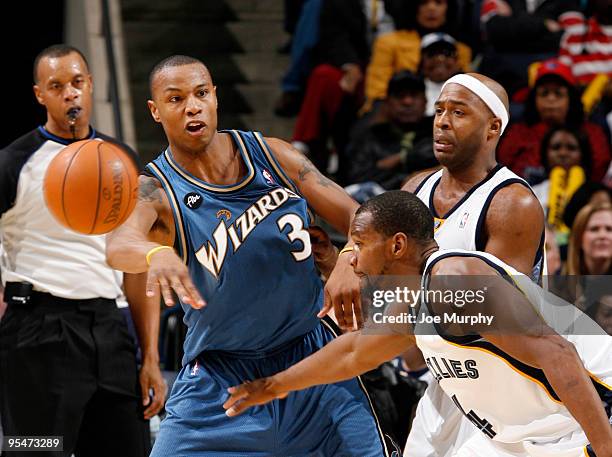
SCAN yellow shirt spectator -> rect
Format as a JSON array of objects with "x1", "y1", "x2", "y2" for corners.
[{"x1": 365, "y1": 30, "x2": 472, "y2": 103}]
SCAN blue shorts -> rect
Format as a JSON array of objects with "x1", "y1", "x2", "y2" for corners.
[{"x1": 150, "y1": 319, "x2": 394, "y2": 456}]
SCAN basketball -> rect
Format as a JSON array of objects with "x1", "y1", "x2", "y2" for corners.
[{"x1": 43, "y1": 139, "x2": 139, "y2": 235}]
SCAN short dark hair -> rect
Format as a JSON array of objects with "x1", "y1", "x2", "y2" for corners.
[
  {"x1": 33, "y1": 44, "x2": 89, "y2": 83},
  {"x1": 149, "y1": 55, "x2": 207, "y2": 96},
  {"x1": 539, "y1": 125, "x2": 592, "y2": 176},
  {"x1": 523, "y1": 75, "x2": 584, "y2": 128},
  {"x1": 356, "y1": 190, "x2": 434, "y2": 243},
  {"x1": 387, "y1": 70, "x2": 426, "y2": 98}
]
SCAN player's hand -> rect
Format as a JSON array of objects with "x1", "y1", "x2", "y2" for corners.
[
  {"x1": 308, "y1": 226, "x2": 338, "y2": 278},
  {"x1": 320, "y1": 250, "x2": 363, "y2": 331},
  {"x1": 223, "y1": 378, "x2": 288, "y2": 417},
  {"x1": 139, "y1": 358, "x2": 167, "y2": 419},
  {"x1": 146, "y1": 248, "x2": 206, "y2": 308}
]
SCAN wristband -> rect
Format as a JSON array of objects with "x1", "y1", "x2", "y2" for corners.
[
  {"x1": 339, "y1": 246, "x2": 354, "y2": 255},
  {"x1": 145, "y1": 246, "x2": 173, "y2": 266}
]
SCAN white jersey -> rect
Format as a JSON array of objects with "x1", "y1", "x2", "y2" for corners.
[
  {"x1": 415, "y1": 249, "x2": 612, "y2": 455},
  {"x1": 0, "y1": 127, "x2": 133, "y2": 302},
  {"x1": 415, "y1": 165, "x2": 545, "y2": 280}
]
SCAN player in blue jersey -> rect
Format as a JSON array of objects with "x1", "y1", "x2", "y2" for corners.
[{"x1": 106, "y1": 55, "x2": 397, "y2": 456}]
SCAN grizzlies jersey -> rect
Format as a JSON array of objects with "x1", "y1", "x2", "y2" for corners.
[
  {"x1": 415, "y1": 249, "x2": 612, "y2": 454},
  {"x1": 415, "y1": 164, "x2": 546, "y2": 281},
  {"x1": 146, "y1": 130, "x2": 322, "y2": 365}
]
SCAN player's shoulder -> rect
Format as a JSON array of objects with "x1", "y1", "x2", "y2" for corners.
[
  {"x1": 431, "y1": 253, "x2": 498, "y2": 276},
  {"x1": 488, "y1": 181, "x2": 542, "y2": 219},
  {"x1": 401, "y1": 168, "x2": 440, "y2": 193}
]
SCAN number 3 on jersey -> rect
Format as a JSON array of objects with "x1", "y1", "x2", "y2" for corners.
[{"x1": 277, "y1": 213, "x2": 312, "y2": 261}]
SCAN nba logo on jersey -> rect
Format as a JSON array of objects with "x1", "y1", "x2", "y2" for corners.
[
  {"x1": 190, "y1": 360, "x2": 200, "y2": 376},
  {"x1": 459, "y1": 211, "x2": 469, "y2": 228},
  {"x1": 262, "y1": 169, "x2": 274, "y2": 184},
  {"x1": 434, "y1": 218, "x2": 445, "y2": 231}
]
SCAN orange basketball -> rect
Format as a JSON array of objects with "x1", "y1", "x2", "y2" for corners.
[{"x1": 43, "y1": 139, "x2": 139, "y2": 235}]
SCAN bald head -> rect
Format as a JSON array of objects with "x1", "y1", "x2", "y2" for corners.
[{"x1": 464, "y1": 73, "x2": 509, "y2": 113}]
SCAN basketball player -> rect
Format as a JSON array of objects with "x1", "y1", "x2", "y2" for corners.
[
  {"x1": 394, "y1": 73, "x2": 548, "y2": 456},
  {"x1": 105, "y1": 55, "x2": 396, "y2": 456},
  {"x1": 224, "y1": 191, "x2": 612, "y2": 457},
  {"x1": 0, "y1": 45, "x2": 164, "y2": 456}
]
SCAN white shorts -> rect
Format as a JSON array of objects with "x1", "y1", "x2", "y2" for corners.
[{"x1": 404, "y1": 380, "x2": 479, "y2": 457}]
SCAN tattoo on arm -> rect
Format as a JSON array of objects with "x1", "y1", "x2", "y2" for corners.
[
  {"x1": 138, "y1": 177, "x2": 163, "y2": 203},
  {"x1": 297, "y1": 157, "x2": 333, "y2": 188}
]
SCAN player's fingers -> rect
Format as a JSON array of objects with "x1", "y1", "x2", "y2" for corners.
[
  {"x1": 331, "y1": 291, "x2": 347, "y2": 329},
  {"x1": 317, "y1": 288, "x2": 332, "y2": 318},
  {"x1": 225, "y1": 399, "x2": 250, "y2": 417},
  {"x1": 157, "y1": 276, "x2": 175, "y2": 306},
  {"x1": 342, "y1": 291, "x2": 354, "y2": 330},
  {"x1": 169, "y1": 276, "x2": 191, "y2": 305},
  {"x1": 180, "y1": 274, "x2": 206, "y2": 308},
  {"x1": 139, "y1": 376, "x2": 150, "y2": 407},
  {"x1": 353, "y1": 289, "x2": 363, "y2": 328},
  {"x1": 145, "y1": 272, "x2": 159, "y2": 298},
  {"x1": 223, "y1": 386, "x2": 248, "y2": 410},
  {"x1": 144, "y1": 386, "x2": 165, "y2": 419}
]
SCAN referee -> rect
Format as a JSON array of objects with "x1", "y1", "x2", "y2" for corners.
[{"x1": 0, "y1": 45, "x2": 164, "y2": 456}]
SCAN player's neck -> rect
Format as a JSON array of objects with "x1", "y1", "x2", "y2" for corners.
[
  {"x1": 170, "y1": 132, "x2": 247, "y2": 186},
  {"x1": 395, "y1": 243, "x2": 439, "y2": 276},
  {"x1": 442, "y1": 157, "x2": 498, "y2": 193},
  {"x1": 44, "y1": 119, "x2": 90, "y2": 141}
]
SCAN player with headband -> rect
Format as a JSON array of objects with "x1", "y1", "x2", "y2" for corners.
[{"x1": 397, "y1": 73, "x2": 546, "y2": 456}]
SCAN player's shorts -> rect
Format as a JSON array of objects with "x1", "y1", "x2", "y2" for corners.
[
  {"x1": 404, "y1": 380, "x2": 477, "y2": 457},
  {"x1": 150, "y1": 319, "x2": 396, "y2": 457}
]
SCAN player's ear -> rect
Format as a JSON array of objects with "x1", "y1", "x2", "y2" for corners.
[
  {"x1": 148, "y1": 99, "x2": 161, "y2": 123},
  {"x1": 489, "y1": 118, "x2": 502, "y2": 139},
  {"x1": 391, "y1": 233, "x2": 407, "y2": 258},
  {"x1": 33, "y1": 84, "x2": 45, "y2": 106},
  {"x1": 213, "y1": 86, "x2": 218, "y2": 108}
]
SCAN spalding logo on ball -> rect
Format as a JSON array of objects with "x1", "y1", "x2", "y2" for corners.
[{"x1": 43, "y1": 139, "x2": 139, "y2": 235}]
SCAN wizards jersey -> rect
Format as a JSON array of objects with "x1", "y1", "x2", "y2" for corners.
[{"x1": 146, "y1": 130, "x2": 322, "y2": 365}]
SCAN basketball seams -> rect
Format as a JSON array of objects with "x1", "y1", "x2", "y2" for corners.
[
  {"x1": 113, "y1": 145, "x2": 135, "y2": 227},
  {"x1": 90, "y1": 142, "x2": 103, "y2": 234},
  {"x1": 60, "y1": 140, "x2": 91, "y2": 232}
]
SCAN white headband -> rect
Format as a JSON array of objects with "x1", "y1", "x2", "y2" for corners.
[{"x1": 441, "y1": 74, "x2": 509, "y2": 134}]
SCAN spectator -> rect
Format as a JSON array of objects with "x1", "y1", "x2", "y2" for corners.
[
  {"x1": 275, "y1": 0, "x2": 395, "y2": 117},
  {"x1": 364, "y1": 0, "x2": 472, "y2": 109},
  {"x1": 497, "y1": 58, "x2": 611, "y2": 182},
  {"x1": 566, "y1": 202, "x2": 612, "y2": 275},
  {"x1": 345, "y1": 71, "x2": 436, "y2": 190},
  {"x1": 479, "y1": 0, "x2": 580, "y2": 94},
  {"x1": 559, "y1": 0, "x2": 612, "y2": 85},
  {"x1": 291, "y1": 0, "x2": 370, "y2": 172},
  {"x1": 588, "y1": 293, "x2": 612, "y2": 335},
  {"x1": 544, "y1": 223, "x2": 562, "y2": 274},
  {"x1": 418, "y1": 33, "x2": 462, "y2": 116},
  {"x1": 563, "y1": 181, "x2": 612, "y2": 229},
  {"x1": 274, "y1": 0, "x2": 323, "y2": 117},
  {"x1": 532, "y1": 126, "x2": 591, "y2": 212}
]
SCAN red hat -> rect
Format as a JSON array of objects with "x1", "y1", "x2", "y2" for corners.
[{"x1": 535, "y1": 58, "x2": 576, "y2": 86}]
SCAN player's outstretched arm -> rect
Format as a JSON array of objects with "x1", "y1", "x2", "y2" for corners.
[
  {"x1": 106, "y1": 175, "x2": 205, "y2": 308},
  {"x1": 433, "y1": 257, "x2": 612, "y2": 457},
  {"x1": 223, "y1": 331, "x2": 415, "y2": 417},
  {"x1": 265, "y1": 138, "x2": 362, "y2": 329}
]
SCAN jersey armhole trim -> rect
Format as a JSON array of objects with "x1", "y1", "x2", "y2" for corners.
[
  {"x1": 253, "y1": 132, "x2": 315, "y2": 224},
  {"x1": 146, "y1": 162, "x2": 188, "y2": 264}
]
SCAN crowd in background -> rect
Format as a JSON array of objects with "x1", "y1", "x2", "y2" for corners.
[{"x1": 277, "y1": 0, "x2": 612, "y2": 334}]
